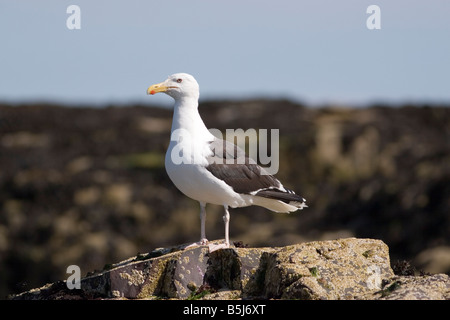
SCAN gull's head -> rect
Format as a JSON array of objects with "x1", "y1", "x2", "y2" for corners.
[{"x1": 147, "y1": 73, "x2": 199, "y2": 101}]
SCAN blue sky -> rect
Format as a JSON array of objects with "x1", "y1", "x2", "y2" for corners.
[{"x1": 1, "y1": 0, "x2": 449, "y2": 107}]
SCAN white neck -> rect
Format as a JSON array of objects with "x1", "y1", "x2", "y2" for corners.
[{"x1": 171, "y1": 98, "x2": 214, "y2": 141}]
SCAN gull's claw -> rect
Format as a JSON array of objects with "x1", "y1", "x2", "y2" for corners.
[
  {"x1": 208, "y1": 241, "x2": 230, "y2": 252},
  {"x1": 184, "y1": 238, "x2": 209, "y2": 249}
]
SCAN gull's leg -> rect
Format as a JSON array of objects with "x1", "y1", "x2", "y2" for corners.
[
  {"x1": 208, "y1": 205, "x2": 231, "y2": 252},
  {"x1": 184, "y1": 202, "x2": 208, "y2": 249},
  {"x1": 199, "y1": 202, "x2": 208, "y2": 244},
  {"x1": 223, "y1": 205, "x2": 230, "y2": 247}
]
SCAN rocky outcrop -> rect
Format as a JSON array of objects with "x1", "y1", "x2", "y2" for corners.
[{"x1": 11, "y1": 238, "x2": 450, "y2": 300}]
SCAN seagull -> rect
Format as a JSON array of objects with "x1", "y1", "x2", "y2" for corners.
[{"x1": 147, "y1": 73, "x2": 307, "y2": 250}]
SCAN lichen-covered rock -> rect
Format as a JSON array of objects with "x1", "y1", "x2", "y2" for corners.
[
  {"x1": 371, "y1": 274, "x2": 450, "y2": 300},
  {"x1": 261, "y1": 238, "x2": 394, "y2": 299},
  {"x1": 10, "y1": 238, "x2": 450, "y2": 300},
  {"x1": 204, "y1": 246, "x2": 271, "y2": 294},
  {"x1": 161, "y1": 246, "x2": 210, "y2": 299}
]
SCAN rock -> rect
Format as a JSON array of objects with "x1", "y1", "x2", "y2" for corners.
[
  {"x1": 10, "y1": 237, "x2": 450, "y2": 300},
  {"x1": 1, "y1": 131, "x2": 50, "y2": 148},
  {"x1": 365, "y1": 274, "x2": 450, "y2": 300},
  {"x1": 2, "y1": 103, "x2": 449, "y2": 298},
  {"x1": 161, "y1": 246, "x2": 210, "y2": 299},
  {"x1": 260, "y1": 238, "x2": 394, "y2": 299}
]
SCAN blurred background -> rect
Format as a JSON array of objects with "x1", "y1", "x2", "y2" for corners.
[{"x1": 1, "y1": 1, "x2": 449, "y2": 298}]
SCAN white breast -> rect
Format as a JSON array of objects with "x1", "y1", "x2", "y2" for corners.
[{"x1": 165, "y1": 140, "x2": 250, "y2": 208}]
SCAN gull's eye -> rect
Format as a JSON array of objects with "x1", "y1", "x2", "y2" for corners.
[{"x1": 176, "y1": 78, "x2": 183, "y2": 83}]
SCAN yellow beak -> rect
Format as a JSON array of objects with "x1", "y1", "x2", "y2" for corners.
[{"x1": 147, "y1": 82, "x2": 169, "y2": 95}]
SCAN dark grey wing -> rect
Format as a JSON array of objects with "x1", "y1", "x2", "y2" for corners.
[
  {"x1": 207, "y1": 138, "x2": 255, "y2": 165},
  {"x1": 204, "y1": 139, "x2": 279, "y2": 192},
  {"x1": 206, "y1": 139, "x2": 306, "y2": 205},
  {"x1": 206, "y1": 162, "x2": 281, "y2": 194},
  {"x1": 253, "y1": 188, "x2": 306, "y2": 204}
]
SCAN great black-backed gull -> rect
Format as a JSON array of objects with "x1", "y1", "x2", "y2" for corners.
[{"x1": 147, "y1": 73, "x2": 307, "y2": 250}]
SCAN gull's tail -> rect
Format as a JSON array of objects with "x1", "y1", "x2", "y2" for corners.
[{"x1": 254, "y1": 188, "x2": 308, "y2": 210}]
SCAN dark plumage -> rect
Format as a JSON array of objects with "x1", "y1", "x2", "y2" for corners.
[{"x1": 206, "y1": 139, "x2": 306, "y2": 205}]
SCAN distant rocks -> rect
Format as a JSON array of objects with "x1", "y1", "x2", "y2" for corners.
[
  {"x1": 1, "y1": 102, "x2": 449, "y2": 298},
  {"x1": 1, "y1": 131, "x2": 50, "y2": 148},
  {"x1": 11, "y1": 238, "x2": 450, "y2": 300}
]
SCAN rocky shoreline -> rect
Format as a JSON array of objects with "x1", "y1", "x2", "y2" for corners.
[
  {"x1": 11, "y1": 238, "x2": 450, "y2": 300},
  {"x1": 1, "y1": 101, "x2": 449, "y2": 298}
]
